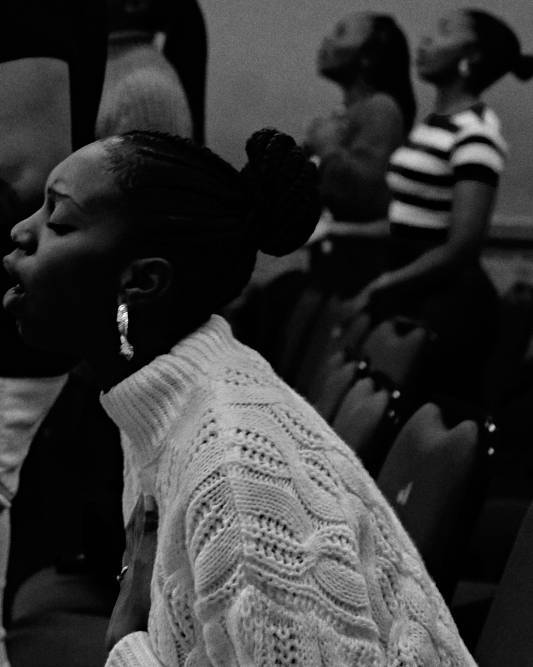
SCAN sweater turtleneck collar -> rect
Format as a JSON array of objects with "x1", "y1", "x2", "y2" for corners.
[{"x1": 100, "y1": 315, "x2": 238, "y2": 467}]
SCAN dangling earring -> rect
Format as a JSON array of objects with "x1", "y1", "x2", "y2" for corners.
[
  {"x1": 117, "y1": 301, "x2": 134, "y2": 360},
  {"x1": 458, "y1": 58, "x2": 471, "y2": 78}
]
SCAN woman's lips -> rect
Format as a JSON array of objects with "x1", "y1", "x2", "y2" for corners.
[
  {"x1": 3, "y1": 282, "x2": 26, "y2": 313},
  {"x1": 416, "y1": 50, "x2": 429, "y2": 67},
  {"x1": 2, "y1": 257, "x2": 26, "y2": 314}
]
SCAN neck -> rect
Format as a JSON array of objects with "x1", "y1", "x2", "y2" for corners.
[
  {"x1": 108, "y1": 29, "x2": 155, "y2": 54},
  {"x1": 341, "y1": 78, "x2": 375, "y2": 107},
  {"x1": 433, "y1": 81, "x2": 478, "y2": 115},
  {"x1": 87, "y1": 311, "x2": 209, "y2": 393}
]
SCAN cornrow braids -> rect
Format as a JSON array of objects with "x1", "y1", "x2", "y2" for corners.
[{"x1": 102, "y1": 129, "x2": 320, "y2": 312}]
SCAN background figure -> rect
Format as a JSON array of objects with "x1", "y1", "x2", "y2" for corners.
[
  {"x1": 97, "y1": 0, "x2": 208, "y2": 143},
  {"x1": 355, "y1": 9, "x2": 533, "y2": 400},
  {"x1": 305, "y1": 11, "x2": 416, "y2": 296},
  {"x1": 160, "y1": 0, "x2": 208, "y2": 145},
  {"x1": 0, "y1": 1, "x2": 107, "y2": 665}
]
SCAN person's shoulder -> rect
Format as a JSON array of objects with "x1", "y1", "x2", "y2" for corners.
[
  {"x1": 360, "y1": 93, "x2": 405, "y2": 138},
  {"x1": 364, "y1": 92, "x2": 403, "y2": 121},
  {"x1": 454, "y1": 103, "x2": 503, "y2": 136},
  {"x1": 453, "y1": 103, "x2": 507, "y2": 153}
]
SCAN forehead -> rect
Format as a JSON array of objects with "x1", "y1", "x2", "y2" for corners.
[
  {"x1": 437, "y1": 10, "x2": 475, "y2": 38},
  {"x1": 46, "y1": 141, "x2": 122, "y2": 211},
  {"x1": 338, "y1": 12, "x2": 374, "y2": 39}
]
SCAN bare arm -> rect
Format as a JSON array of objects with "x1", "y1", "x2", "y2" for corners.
[{"x1": 0, "y1": 57, "x2": 71, "y2": 217}]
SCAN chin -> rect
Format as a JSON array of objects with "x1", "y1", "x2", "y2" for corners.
[
  {"x1": 17, "y1": 318, "x2": 75, "y2": 357},
  {"x1": 417, "y1": 68, "x2": 439, "y2": 84},
  {"x1": 320, "y1": 65, "x2": 347, "y2": 85},
  {"x1": 318, "y1": 62, "x2": 333, "y2": 78}
]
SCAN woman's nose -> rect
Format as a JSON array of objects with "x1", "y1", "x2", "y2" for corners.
[{"x1": 11, "y1": 219, "x2": 37, "y2": 254}]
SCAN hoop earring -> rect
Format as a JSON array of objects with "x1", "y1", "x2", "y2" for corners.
[
  {"x1": 117, "y1": 302, "x2": 134, "y2": 361},
  {"x1": 458, "y1": 58, "x2": 471, "y2": 78}
]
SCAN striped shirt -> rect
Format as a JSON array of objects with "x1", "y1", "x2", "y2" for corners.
[{"x1": 387, "y1": 103, "x2": 507, "y2": 231}]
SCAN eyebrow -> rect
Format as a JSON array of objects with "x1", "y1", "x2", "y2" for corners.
[{"x1": 46, "y1": 184, "x2": 87, "y2": 213}]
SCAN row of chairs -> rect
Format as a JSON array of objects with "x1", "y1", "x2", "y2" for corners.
[{"x1": 265, "y1": 285, "x2": 497, "y2": 603}]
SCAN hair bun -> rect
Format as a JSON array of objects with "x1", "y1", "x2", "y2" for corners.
[
  {"x1": 240, "y1": 128, "x2": 321, "y2": 257},
  {"x1": 513, "y1": 53, "x2": 533, "y2": 81}
]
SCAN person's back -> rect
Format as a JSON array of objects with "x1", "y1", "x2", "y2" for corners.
[
  {"x1": 96, "y1": 33, "x2": 192, "y2": 139},
  {"x1": 96, "y1": 0, "x2": 202, "y2": 140}
]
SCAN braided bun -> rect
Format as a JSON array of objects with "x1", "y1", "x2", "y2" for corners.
[
  {"x1": 240, "y1": 128, "x2": 321, "y2": 257},
  {"x1": 513, "y1": 53, "x2": 533, "y2": 81}
]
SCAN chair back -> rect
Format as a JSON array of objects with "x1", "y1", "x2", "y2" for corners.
[
  {"x1": 305, "y1": 309, "x2": 372, "y2": 404},
  {"x1": 276, "y1": 285, "x2": 326, "y2": 382},
  {"x1": 358, "y1": 317, "x2": 432, "y2": 388},
  {"x1": 313, "y1": 354, "x2": 357, "y2": 422},
  {"x1": 332, "y1": 377, "x2": 390, "y2": 459},
  {"x1": 476, "y1": 501, "x2": 533, "y2": 666},
  {"x1": 294, "y1": 294, "x2": 346, "y2": 397},
  {"x1": 377, "y1": 403, "x2": 486, "y2": 597}
]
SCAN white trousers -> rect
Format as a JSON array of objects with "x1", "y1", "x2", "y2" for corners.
[{"x1": 0, "y1": 374, "x2": 68, "y2": 667}]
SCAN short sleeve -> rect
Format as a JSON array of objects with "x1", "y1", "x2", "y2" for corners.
[{"x1": 450, "y1": 118, "x2": 507, "y2": 187}]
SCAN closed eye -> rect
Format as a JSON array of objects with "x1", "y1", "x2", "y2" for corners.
[{"x1": 46, "y1": 222, "x2": 75, "y2": 236}]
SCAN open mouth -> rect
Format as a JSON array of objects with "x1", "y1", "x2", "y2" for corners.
[
  {"x1": 2, "y1": 257, "x2": 27, "y2": 313},
  {"x1": 3, "y1": 282, "x2": 26, "y2": 313}
]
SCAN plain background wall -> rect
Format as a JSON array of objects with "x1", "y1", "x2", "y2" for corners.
[{"x1": 198, "y1": 0, "x2": 533, "y2": 224}]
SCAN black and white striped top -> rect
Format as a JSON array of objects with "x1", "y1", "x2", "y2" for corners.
[{"x1": 387, "y1": 103, "x2": 507, "y2": 232}]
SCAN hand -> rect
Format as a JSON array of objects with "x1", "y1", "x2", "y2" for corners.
[
  {"x1": 106, "y1": 494, "x2": 158, "y2": 653},
  {"x1": 305, "y1": 114, "x2": 346, "y2": 157},
  {"x1": 340, "y1": 274, "x2": 391, "y2": 322}
]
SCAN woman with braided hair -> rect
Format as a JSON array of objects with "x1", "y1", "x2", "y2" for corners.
[
  {"x1": 3, "y1": 129, "x2": 473, "y2": 665},
  {"x1": 354, "y1": 9, "x2": 533, "y2": 399}
]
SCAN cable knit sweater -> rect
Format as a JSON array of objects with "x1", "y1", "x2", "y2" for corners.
[
  {"x1": 96, "y1": 33, "x2": 192, "y2": 140},
  {"x1": 101, "y1": 315, "x2": 474, "y2": 666}
]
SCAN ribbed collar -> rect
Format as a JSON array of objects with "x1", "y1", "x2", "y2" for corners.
[{"x1": 100, "y1": 315, "x2": 238, "y2": 467}]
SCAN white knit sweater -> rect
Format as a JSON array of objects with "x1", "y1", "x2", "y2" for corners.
[{"x1": 101, "y1": 315, "x2": 474, "y2": 666}]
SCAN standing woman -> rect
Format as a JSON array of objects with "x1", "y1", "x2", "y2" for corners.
[
  {"x1": 356, "y1": 9, "x2": 533, "y2": 397},
  {"x1": 3, "y1": 130, "x2": 473, "y2": 665},
  {"x1": 305, "y1": 12, "x2": 416, "y2": 294}
]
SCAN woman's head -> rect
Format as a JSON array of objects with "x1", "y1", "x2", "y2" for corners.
[
  {"x1": 417, "y1": 9, "x2": 533, "y2": 93},
  {"x1": 3, "y1": 130, "x2": 320, "y2": 361},
  {"x1": 318, "y1": 12, "x2": 416, "y2": 132},
  {"x1": 107, "y1": 0, "x2": 164, "y2": 33}
]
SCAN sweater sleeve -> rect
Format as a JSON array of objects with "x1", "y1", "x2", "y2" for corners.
[{"x1": 105, "y1": 631, "x2": 165, "y2": 667}]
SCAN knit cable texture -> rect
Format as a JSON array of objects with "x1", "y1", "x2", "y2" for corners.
[{"x1": 102, "y1": 315, "x2": 475, "y2": 666}]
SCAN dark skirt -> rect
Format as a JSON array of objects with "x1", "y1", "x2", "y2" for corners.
[{"x1": 373, "y1": 226, "x2": 499, "y2": 401}]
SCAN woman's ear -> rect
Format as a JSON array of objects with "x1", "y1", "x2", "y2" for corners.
[{"x1": 119, "y1": 257, "x2": 174, "y2": 305}]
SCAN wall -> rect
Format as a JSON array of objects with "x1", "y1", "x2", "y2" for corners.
[{"x1": 198, "y1": 0, "x2": 533, "y2": 224}]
